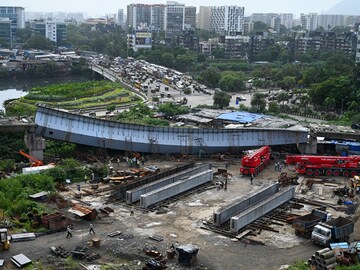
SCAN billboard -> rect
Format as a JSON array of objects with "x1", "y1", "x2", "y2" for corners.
[{"x1": 135, "y1": 32, "x2": 152, "y2": 45}]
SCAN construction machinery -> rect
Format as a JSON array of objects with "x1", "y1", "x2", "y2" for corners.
[
  {"x1": 285, "y1": 155, "x2": 360, "y2": 177},
  {"x1": 349, "y1": 175, "x2": 360, "y2": 190},
  {"x1": 18, "y1": 150, "x2": 44, "y2": 167},
  {"x1": 240, "y1": 146, "x2": 271, "y2": 176},
  {"x1": 0, "y1": 228, "x2": 10, "y2": 251},
  {"x1": 292, "y1": 209, "x2": 330, "y2": 238},
  {"x1": 312, "y1": 217, "x2": 354, "y2": 246}
]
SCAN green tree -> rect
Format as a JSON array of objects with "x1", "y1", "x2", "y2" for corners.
[
  {"x1": 277, "y1": 92, "x2": 289, "y2": 105},
  {"x1": 251, "y1": 93, "x2": 266, "y2": 112},
  {"x1": 213, "y1": 91, "x2": 231, "y2": 109},
  {"x1": 323, "y1": 97, "x2": 336, "y2": 112},
  {"x1": 281, "y1": 76, "x2": 296, "y2": 90},
  {"x1": 212, "y1": 48, "x2": 225, "y2": 59},
  {"x1": 24, "y1": 35, "x2": 55, "y2": 50},
  {"x1": 268, "y1": 102, "x2": 280, "y2": 114},
  {"x1": 157, "y1": 103, "x2": 189, "y2": 117},
  {"x1": 201, "y1": 67, "x2": 221, "y2": 88},
  {"x1": 253, "y1": 21, "x2": 268, "y2": 32},
  {"x1": 219, "y1": 71, "x2": 246, "y2": 92}
]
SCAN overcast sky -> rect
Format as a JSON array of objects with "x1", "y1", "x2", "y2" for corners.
[{"x1": 1, "y1": 0, "x2": 342, "y2": 17}]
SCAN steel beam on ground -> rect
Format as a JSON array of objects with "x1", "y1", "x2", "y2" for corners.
[
  {"x1": 213, "y1": 183, "x2": 279, "y2": 226},
  {"x1": 140, "y1": 170, "x2": 213, "y2": 208},
  {"x1": 230, "y1": 186, "x2": 295, "y2": 233},
  {"x1": 126, "y1": 163, "x2": 212, "y2": 204}
]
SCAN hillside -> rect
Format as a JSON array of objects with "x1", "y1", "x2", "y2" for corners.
[{"x1": 326, "y1": 0, "x2": 360, "y2": 15}]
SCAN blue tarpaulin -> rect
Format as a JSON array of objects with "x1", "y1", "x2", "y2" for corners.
[{"x1": 216, "y1": 111, "x2": 265, "y2": 124}]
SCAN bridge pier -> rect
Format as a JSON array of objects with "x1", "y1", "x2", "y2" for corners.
[
  {"x1": 25, "y1": 133, "x2": 45, "y2": 161},
  {"x1": 298, "y1": 131, "x2": 317, "y2": 154}
]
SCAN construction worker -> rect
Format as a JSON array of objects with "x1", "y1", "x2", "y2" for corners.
[
  {"x1": 66, "y1": 225, "x2": 73, "y2": 238},
  {"x1": 130, "y1": 206, "x2": 134, "y2": 216},
  {"x1": 89, "y1": 223, "x2": 95, "y2": 234},
  {"x1": 250, "y1": 175, "x2": 254, "y2": 185}
]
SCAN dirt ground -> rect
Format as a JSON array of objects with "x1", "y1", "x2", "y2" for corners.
[{"x1": 1, "y1": 156, "x2": 360, "y2": 270}]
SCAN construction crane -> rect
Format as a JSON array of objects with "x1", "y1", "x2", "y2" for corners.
[{"x1": 18, "y1": 150, "x2": 44, "y2": 167}]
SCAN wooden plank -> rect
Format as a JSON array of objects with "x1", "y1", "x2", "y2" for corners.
[
  {"x1": 236, "y1": 230, "x2": 252, "y2": 240},
  {"x1": 324, "y1": 183, "x2": 338, "y2": 187}
]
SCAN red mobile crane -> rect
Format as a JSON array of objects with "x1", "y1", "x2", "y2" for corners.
[
  {"x1": 285, "y1": 155, "x2": 360, "y2": 177},
  {"x1": 240, "y1": 146, "x2": 271, "y2": 176},
  {"x1": 18, "y1": 150, "x2": 44, "y2": 167}
]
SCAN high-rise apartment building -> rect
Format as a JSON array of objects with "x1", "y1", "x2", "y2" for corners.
[
  {"x1": 211, "y1": 6, "x2": 245, "y2": 35},
  {"x1": 197, "y1": 6, "x2": 211, "y2": 31},
  {"x1": 127, "y1": 4, "x2": 151, "y2": 30},
  {"x1": 301, "y1": 13, "x2": 318, "y2": 31},
  {"x1": 184, "y1": 6, "x2": 196, "y2": 30},
  {"x1": 118, "y1": 9, "x2": 124, "y2": 28},
  {"x1": 165, "y1": 1, "x2": 185, "y2": 36},
  {"x1": 318, "y1": 14, "x2": 360, "y2": 30},
  {"x1": 0, "y1": 18, "x2": 12, "y2": 45},
  {"x1": 30, "y1": 20, "x2": 67, "y2": 45},
  {"x1": 279, "y1": 14, "x2": 294, "y2": 29},
  {"x1": 250, "y1": 13, "x2": 277, "y2": 26},
  {"x1": 356, "y1": 26, "x2": 360, "y2": 65},
  {"x1": 150, "y1": 4, "x2": 166, "y2": 32},
  {"x1": 0, "y1": 6, "x2": 25, "y2": 42}
]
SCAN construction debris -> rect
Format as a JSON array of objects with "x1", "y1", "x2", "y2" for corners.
[
  {"x1": 50, "y1": 246, "x2": 71, "y2": 258},
  {"x1": 309, "y1": 248, "x2": 336, "y2": 270},
  {"x1": 68, "y1": 204, "x2": 98, "y2": 220},
  {"x1": 10, "y1": 233, "x2": 36, "y2": 242},
  {"x1": 149, "y1": 235, "x2": 163, "y2": 242},
  {"x1": 176, "y1": 244, "x2": 199, "y2": 267},
  {"x1": 107, "y1": 230, "x2": 122, "y2": 237},
  {"x1": 278, "y1": 172, "x2": 299, "y2": 187},
  {"x1": 41, "y1": 212, "x2": 72, "y2": 230},
  {"x1": 11, "y1": 254, "x2": 32, "y2": 268}
]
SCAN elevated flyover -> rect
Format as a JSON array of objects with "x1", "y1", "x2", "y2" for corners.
[
  {"x1": 0, "y1": 117, "x2": 35, "y2": 133},
  {"x1": 34, "y1": 105, "x2": 308, "y2": 154},
  {"x1": 89, "y1": 64, "x2": 148, "y2": 103}
]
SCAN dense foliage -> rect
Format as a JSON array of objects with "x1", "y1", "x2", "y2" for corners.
[
  {"x1": 114, "y1": 103, "x2": 170, "y2": 126},
  {"x1": 0, "y1": 174, "x2": 55, "y2": 217},
  {"x1": 5, "y1": 81, "x2": 140, "y2": 116}
]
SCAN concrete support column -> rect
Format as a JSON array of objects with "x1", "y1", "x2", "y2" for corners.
[
  {"x1": 298, "y1": 132, "x2": 317, "y2": 154},
  {"x1": 24, "y1": 133, "x2": 46, "y2": 161}
]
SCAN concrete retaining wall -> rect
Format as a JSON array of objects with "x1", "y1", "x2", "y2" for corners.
[
  {"x1": 140, "y1": 170, "x2": 213, "y2": 208},
  {"x1": 230, "y1": 186, "x2": 295, "y2": 232},
  {"x1": 213, "y1": 183, "x2": 279, "y2": 226},
  {"x1": 126, "y1": 163, "x2": 212, "y2": 204}
]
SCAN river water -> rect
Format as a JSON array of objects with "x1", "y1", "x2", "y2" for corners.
[{"x1": 0, "y1": 75, "x2": 92, "y2": 111}]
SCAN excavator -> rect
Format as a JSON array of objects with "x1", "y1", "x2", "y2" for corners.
[{"x1": 18, "y1": 150, "x2": 44, "y2": 167}]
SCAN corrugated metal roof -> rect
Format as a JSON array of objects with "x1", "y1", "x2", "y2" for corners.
[
  {"x1": 217, "y1": 111, "x2": 264, "y2": 123},
  {"x1": 68, "y1": 204, "x2": 93, "y2": 217}
]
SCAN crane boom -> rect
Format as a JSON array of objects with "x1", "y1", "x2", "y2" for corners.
[{"x1": 18, "y1": 150, "x2": 44, "y2": 167}]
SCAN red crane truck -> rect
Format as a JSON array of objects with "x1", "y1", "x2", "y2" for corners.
[
  {"x1": 285, "y1": 155, "x2": 360, "y2": 177},
  {"x1": 240, "y1": 146, "x2": 271, "y2": 176}
]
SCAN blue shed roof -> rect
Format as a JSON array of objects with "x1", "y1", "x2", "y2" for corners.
[{"x1": 216, "y1": 111, "x2": 265, "y2": 123}]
